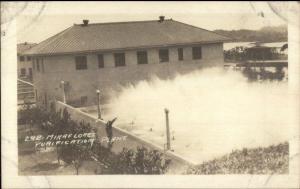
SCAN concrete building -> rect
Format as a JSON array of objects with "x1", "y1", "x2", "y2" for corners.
[
  {"x1": 23, "y1": 17, "x2": 230, "y2": 107},
  {"x1": 17, "y1": 42, "x2": 36, "y2": 81}
]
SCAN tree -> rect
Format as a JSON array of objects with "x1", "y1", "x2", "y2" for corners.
[{"x1": 53, "y1": 108, "x2": 94, "y2": 174}]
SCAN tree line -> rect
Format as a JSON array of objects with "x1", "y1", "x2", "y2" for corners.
[{"x1": 214, "y1": 25, "x2": 287, "y2": 42}]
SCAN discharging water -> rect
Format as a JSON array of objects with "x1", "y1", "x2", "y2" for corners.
[{"x1": 89, "y1": 68, "x2": 294, "y2": 164}]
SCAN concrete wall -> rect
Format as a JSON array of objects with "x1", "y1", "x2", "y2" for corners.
[
  {"x1": 33, "y1": 43, "x2": 224, "y2": 107},
  {"x1": 55, "y1": 100, "x2": 193, "y2": 167}
]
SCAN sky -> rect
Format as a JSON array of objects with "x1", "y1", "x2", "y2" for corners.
[{"x1": 14, "y1": 1, "x2": 288, "y2": 44}]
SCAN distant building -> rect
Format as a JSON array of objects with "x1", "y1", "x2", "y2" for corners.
[
  {"x1": 245, "y1": 43, "x2": 288, "y2": 61},
  {"x1": 23, "y1": 17, "x2": 230, "y2": 107},
  {"x1": 17, "y1": 42, "x2": 36, "y2": 80}
]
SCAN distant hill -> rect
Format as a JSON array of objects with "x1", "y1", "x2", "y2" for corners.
[{"x1": 214, "y1": 25, "x2": 287, "y2": 43}]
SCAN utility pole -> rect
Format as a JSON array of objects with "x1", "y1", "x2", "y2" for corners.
[
  {"x1": 61, "y1": 81, "x2": 66, "y2": 103},
  {"x1": 96, "y1": 89, "x2": 102, "y2": 119},
  {"x1": 164, "y1": 108, "x2": 171, "y2": 150}
]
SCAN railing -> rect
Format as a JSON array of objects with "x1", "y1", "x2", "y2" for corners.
[
  {"x1": 17, "y1": 78, "x2": 34, "y2": 86},
  {"x1": 55, "y1": 100, "x2": 195, "y2": 166},
  {"x1": 17, "y1": 79, "x2": 36, "y2": 105}
]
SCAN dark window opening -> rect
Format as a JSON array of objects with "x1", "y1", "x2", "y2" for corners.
[
  {"x1": 29, "y1": 68, "x2": 32, "y2": 78},
  {"x1": 36, "y1": 59, "x2": 40, "y2": 71},
  {"x1": 159, "y1": 49, "x2": 169, "y2": 63},
  {"x1": 20, "y1": 68, "x2": 26, "y2": 76},
  {"x1": 20, "y1": 56, "x2": 25, "y2": 62},
  {"x1": 114, "y1": 53, "x2": 125, "y2": 67},
  {"x1": 75, "y1": 56, "x2": 87, "y2": 70},
  {"x1": 27, "y1": 56, "x2": 31, "y2": 61},
  {"x1": 98, "y1": 54, "x2": 104, "y2": 68},
  {"x1": 41, "y1": 59, "x2": 45, "y2": 73},
  {"x1": 137, "y1": 51, "x2": 148, "y2": 64},
  {"x1": 32, "y1": 60, "x2": 36, "y2": 70},
  {"x1": 178, "y1": 48, "x2": 183, "y2": 61},
  {"x1": 192, "y1": 46, "x2": 202, "y2": 60}
]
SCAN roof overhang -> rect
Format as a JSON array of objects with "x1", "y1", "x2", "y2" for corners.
[{"x1": 24, "y1": 40, "x2": 230, "y2": 57}]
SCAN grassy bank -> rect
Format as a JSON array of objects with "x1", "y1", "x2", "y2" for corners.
[{"x1": 186, "y1": 142, "x2": 289, "y2": 174}]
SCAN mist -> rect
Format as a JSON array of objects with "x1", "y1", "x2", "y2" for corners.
[{"x1": 105, "y1": 68, "x2": 291, "y2": 164}]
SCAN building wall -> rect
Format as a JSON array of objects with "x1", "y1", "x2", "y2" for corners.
[
  {"x1": 33, "y1": 43, "x2": 224, "y2": 107},
  {"x1": 17, "y1": 55, "x2": 33, "y2": 79}
]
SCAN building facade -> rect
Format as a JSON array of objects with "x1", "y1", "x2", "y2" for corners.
[
  {"x1": 17, "y1": 42, "x2": 36, "y2": 80},
  {"x1": 24, "y1": 18, "x2": 230, "y2": 108}
]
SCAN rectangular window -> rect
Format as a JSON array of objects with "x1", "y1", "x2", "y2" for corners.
[
  {"x1": 159, "y1": 49, "x2": 169, "y2": 63},
  {"x1": 20, "y1": 68, "x2": 26, "y2": 76},
  {"x1": 178, "y1": 48, "x2": 183, "y2": 61},
  {"x1": 98, "y1": 54, "x2": 104, "y2": 68},
  {"x1": 114, "y1": 53, "x2": 125, "y2": 67},
  {"x1": 41, "y1": 58, "x2": 45, "y2": 73},
  {"x1": 75, "y1": 56, "x2": 87, "y2": 70},
  {"x1": 27, "y1": 56, "x2": 31, "y2": 61},
  {"x1": 29, "y1": 68, "x2": 32, "y2": 78},
  {"x1": 137, "y1": 51, "x2": 148, "y2": 64},
  {"x1": 36, "y1": 58, "x2": 40, "y2": 71},
  {"x1": 19, "y1": 56, "x2": 25, "y2": 62},
  {"x1": 192, "y1": 46, "x2": 202, "y2": 60},
  {"x1": 32, "y1": 59, "x2": 36, "y2": 70}
]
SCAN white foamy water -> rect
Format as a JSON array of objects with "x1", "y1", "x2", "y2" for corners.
[{"x1": 104, "y1": 68, "x2": 293, "y2": 164}]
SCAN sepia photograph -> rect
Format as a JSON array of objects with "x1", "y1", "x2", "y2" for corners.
[{"x1": 1, "y1": 1, "x2": 300, "y2": 188}]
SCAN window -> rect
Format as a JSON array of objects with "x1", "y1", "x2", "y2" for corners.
[
  {"x1": 75, "y1": 56, "x2": 87, "y2": 70},
  {"x1": 192, "y1": 46, "x2": 202, "y2": 60},
  {"x1": 114, "y1": 53, "x2": 125, "y2": 67},
  {"x1": 20, "y1": 56, "x2": 25, "y2": 62},
  {"x1": 32, "y1": 59, "x2": 36, "y2": 70},
  {"x1": 27, "y1": 56, "x2": 31, "y2": 61},
  {"x1": 41, "y1": 58, "x2": 45, "y2": 73},
  {"x1": 137, "y1": 51, "x2": 148, "y2": 64},
  {"x1": 36, "y1": 58, "x2": 40, "y2": 71},
  {"x1": 98, "y1": 54, "x2": 104, "y2": 68},
  {"x1": 159, "y1": 49, "x2": 169, "y2": 63},
  {"x1": 20, "y1": 68, "x2": 26, "y2": 76},
  {"x1": 29, "y1": 68, "x2": 32, "y2": 78},
  {"x1": 178, "y1": 48, "x2": 183, "y2": 61}
]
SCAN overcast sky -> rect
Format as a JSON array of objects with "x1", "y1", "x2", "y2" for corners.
[{"x1": 16, "y1": 1, "x2": 287, "y2": 44}]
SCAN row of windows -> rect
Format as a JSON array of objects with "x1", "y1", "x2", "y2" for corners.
[
  {"x1": 75, "y1": 47, "x2": 202, "y2": 70},
  {"x1": 19, "y1": 56, "x2": 31, "y2": 62},
  {"x1": 32, "y1": 58, "x2": 44, "y2": 73}
]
